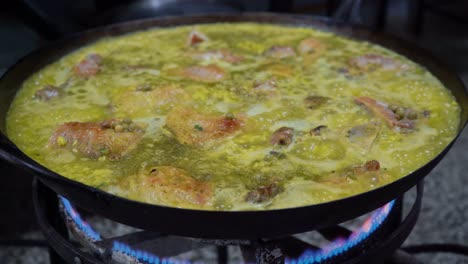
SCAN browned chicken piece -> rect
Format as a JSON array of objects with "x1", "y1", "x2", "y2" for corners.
[
  {"x1": 353, "y1": 160, "x2": 380, "y2": 177},
  {"x1": 165, "y1": 108, "x2": 245, "y2": 146},
  {"x1": 322, "y1": 160, "x2": 388, "y2": 186},
  {"x1": 111, "y1": 85, "x2": 189, "y2": 117},
  {"x1": 34, "y1": 85, "x2": 62, "y2": 101},
  {"x1": 49, "y1": 119, "x2": 144, "y2": 160},
  {"x1": 364, "y1": 160, "x2": 380, "y2": 171},
  {"x1": 349, "y1": 54, "x2": 409, "y2": 72},
  {"x1": 144, "y1": 166, "x2": 213, "y2": 207},
  {"x1": 271, "y1": 127, "x2": 294, "y2": 147},
  {"x1": 187, "y1": 29, "x2": 208, "y2": 46},
  {"x1": 245, "y1": 183, "x2": 284, "y2": 204},
  {"x1": 219, "y1": 50, "x2": 244, "y2": 64},
  {"x1": 354, "y1": 97, "x2": 414, "y2": 129},
  {"x1": 73, "y1": 53, "x2": 103, "y2": 78},
  {"x1": 387, "y1": 104, "x2": 419, "y2": 120},
  {"x1": 177, "y1": 64, "x2": 227, "y2": 83},
  {"x1": 192, "y1": 49, "x2": 244, "y2": 64},
  {"x1": 264, "y1": 45, "x2": 296, "y2": 59},
  {"x1": 304, "y1": 95, "x2": 329, "y2": 109},
  {"x1": 298, "y1": 38, "x2": 326, "y2": 66},
  {"x1": 297, "y1": 37, "x2": 325, "y2": 55}
]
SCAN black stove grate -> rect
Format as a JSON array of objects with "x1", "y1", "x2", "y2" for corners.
[
  {"x1": 31, "y1": 178, "x2": 430, "y2": 264},
  {"x1": 59, "y1": 196, "x2": 396, "y2": 264}
]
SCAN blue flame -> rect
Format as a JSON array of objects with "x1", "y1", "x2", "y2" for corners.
[
  {"x1": 112, "y1": 241, "x2": 183, "y2": 264},
  {"x1": 59, "y1": 196, "x2": 101, "y2": 241},
  {"x1": 60, "y1": 196, "x2": 394, "y2": 263},
  {"x1": 285, "y1": 200, "x2": 395, "y2": 264}
]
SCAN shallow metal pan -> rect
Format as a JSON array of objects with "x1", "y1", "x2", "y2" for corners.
[{"x1": 0, "y1": 13, "x2": 467, "y2": 239}]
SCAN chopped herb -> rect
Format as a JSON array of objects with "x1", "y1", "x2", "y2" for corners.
[{"x1": 194, "y1": 124, "x2": 203, "y2": 131}]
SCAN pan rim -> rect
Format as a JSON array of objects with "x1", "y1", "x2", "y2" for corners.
[{"x1": 0, "y1": 12, "x2": 466, "y2": 238}]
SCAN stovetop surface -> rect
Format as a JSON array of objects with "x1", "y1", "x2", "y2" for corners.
[{"x1": 0, "y1": 0, "x2": 468, "y2": 263}]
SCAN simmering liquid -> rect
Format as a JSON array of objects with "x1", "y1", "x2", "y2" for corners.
[{"x1": 7, "y1": 23, "x2": 460, "y2": 210}]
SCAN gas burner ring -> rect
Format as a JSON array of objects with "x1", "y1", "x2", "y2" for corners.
[
  {"x1": 33, "y1": 179, "x2": 423, "y2": 264},
  {"x1": 57, "y1": 194, "x2": 397, "y2": 264}
]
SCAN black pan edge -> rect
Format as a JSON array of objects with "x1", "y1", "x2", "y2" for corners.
[{"x1": 0, "y1": 13, "x2": 467, "y2": 239}]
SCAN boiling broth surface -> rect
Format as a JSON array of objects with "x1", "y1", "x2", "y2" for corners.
[{"x1": 7, "y1": 23, "x2": 460, "y2": 210}]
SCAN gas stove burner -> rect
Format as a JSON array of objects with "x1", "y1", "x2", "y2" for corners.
[
  {"x1": 60, "y1": 197, "x2": 101, "y2": 242},
  {"x1": 33, "y1": 179, "x2": 424, "y2": 264},
  {"x1": 289, "y1": 201, "x2": 395, "y2": 264},
  {"x1": 56, "y1": 195, "x2": 397, "y2": 264}
]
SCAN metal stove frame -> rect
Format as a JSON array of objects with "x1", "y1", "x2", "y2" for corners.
[{"x1": 33, "y1": 178, "x2": 425, "y2": 264}]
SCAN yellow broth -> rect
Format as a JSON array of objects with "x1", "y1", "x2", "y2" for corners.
[{"x1": 6, "y1": 23, "x2": 460, "y2": 210}]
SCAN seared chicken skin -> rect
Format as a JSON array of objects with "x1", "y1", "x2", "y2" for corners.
[
  {"x1": 175, "y1": 64, "x2": 227, "y2": 83},
  {"x1": 49, "y1": 119, "x2": 144, "y2": 160},
  {"x1": 270, "y1": 127, "x2": 294, "y2": 147},
  {"x1": 297, "y1": 37, "x2": 325, "y2": 55},
  {"x1": 187, "y1": 29, "x2": 208, "y2": 46},
  {"x1": 119, "y1": 166, "x2": 213, "y2": 208},
  {"x1": 73, "y1": 53, "x2": 103, "y2": 78},
  {"x1": 322, "y1": 160, "x2": 389, "y2": 186},
  {"x1": 110, "y1": 85, "x2": 189, "y2": 117},
  {"x1": 349, "y1": 54, "x2": 409, "y2": 72},
  {"x1": 191, "y1": 49, "x2": 244, "y2": 64},
  {"x1": 141, "y1": 166, "x2": 213, "y2": 207},
  {"x1": 264, "y1": 45, "x2": 296, "y2": 59},
  {"x1": 245, "y1": 183, "x2": 283, "y2": 204},
  {"x1": 355, "y1": 97, "x2": 416, "y2": 130},
  {"x1": 34, "y1": 85, "x2": 62, "y2": 101},
  {"x1": 165, "y1": 108, "x2": 244, "y2": 146}
]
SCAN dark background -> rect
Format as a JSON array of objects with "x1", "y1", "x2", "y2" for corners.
[{"x1": 0, "y1": 0, "x2": 467, "y2": 263}]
